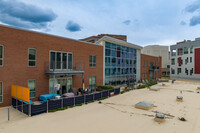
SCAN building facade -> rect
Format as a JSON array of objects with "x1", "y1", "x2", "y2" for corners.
[
  {"x1": 170, "y1": 38, "x2": 200, "y2": 80},
  {"x1": 141, "y1": 54, "x2": 162, "y2": 80},
  {"x1": 0, "y1": 25, "x2": 103, "y2": 107},
  {"x1": 142, "y1": 45, "x2": 170, "y2": 76},
  {"x1": 81, "y1": 35, "x2": 142, "y2": 85}
]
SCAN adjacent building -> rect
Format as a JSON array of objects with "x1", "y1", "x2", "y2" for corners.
[
  {"x1": 141, "y1": 54, "x2": 162, "y2": 80},
  {"x1": 170, "y1": 38, "x2": 200, "y2": 80},
  {"x1": 0, "y1": 25, "x2": 103, "y2": 107},
  {"x1": 142, "y1": 45, "x2": 170, "y2": 76},
  {"x1": 81, "y1": 34, "x2": 142, "y2": 85}
]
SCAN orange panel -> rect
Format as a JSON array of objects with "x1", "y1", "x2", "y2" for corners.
[
  {"x1": 22, "y1": 87, "x2": 30, "y2": 103},
  {"x1": 16, "y1": 86, "x2": 23, "y2": 100},
  {"x1": 11, "y1": 85, "x2": 17, "y2": 98}
]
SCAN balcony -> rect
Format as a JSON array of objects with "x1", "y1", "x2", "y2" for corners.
[{"x1": 45, "y1": 61, "x2": 85, "y2": 76}]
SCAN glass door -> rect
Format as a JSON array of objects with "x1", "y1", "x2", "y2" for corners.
[{"x1": 67, "y1": 78, "x2": 72, "y2": 93}]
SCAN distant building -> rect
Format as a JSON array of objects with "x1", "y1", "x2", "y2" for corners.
[
  {"x1": 141, "y1": 54, "x2": 162, "y2": 80},
  {"x1": 81, "y1": 34, "x2": 142, "y2": 85},
  {"x1": 142, "y1": 45, "x2": 170, "y2": 76},
  {"x1": 170, "y1": 38, "x2": 200, "y2": 80}
]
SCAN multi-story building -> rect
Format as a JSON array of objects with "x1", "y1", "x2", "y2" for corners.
[
  {"x1": 0, "y1": 25, "x2": 103, "y2": 107},
  {"x1": 170, "y1": 38, "x2": 200, "y2": 80},
  {"x1": 142, "y1": 45, "x2": 170, "y2": 76},
  {"x1": 81, "y1": 35, "x2": 142, "y2": 85},
  {"x1": 141, "y1": 54, "x2": 162, "y2": 80}
]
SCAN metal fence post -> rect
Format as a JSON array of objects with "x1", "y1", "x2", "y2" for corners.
[
  {"x1": 61, "y1": 98, "x2": 63, "y2": 108},
  {"x1": 8, "y1": 108, "x2": 10, "y2": 121},
  {"x1": 29, "y1": 104, "x2": 31, "y2": 116},
  {"x1": 74, "y1": 97, "x2": 75, "y2": 106},
  {"x1": 47, "y1": 100, "x2": 48, "y2": 113}
]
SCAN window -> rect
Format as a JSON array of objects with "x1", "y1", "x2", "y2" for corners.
[
  {"x1": 28, "y1": 80, "x2": 36, "y2": 98},
  {"x1": 167, "y1": 65, "x2": 170, "y2": 68},
  {"x1": 178, "y1": 48, "x2": 183, "y2": 55},
  {"x1": 171, "y1": 68, "x2": 175, "y2": 74},
  {"x1": 171, "y1": 59, "x2": 175, "y2": 65},
  {"x1": 0, "y1": 82, "x2": 3, "y2": 103},
  {"x1": 28, "y1": 48, "x2": 36, "y2": 66},
  {"x1": 185, "y1": 68, "x2": 188, "y2": 75},
  {"x1": 184, "y1": 47, "x2": 188, "y2": 54},
  {"x1": 89, "y1": 55, "x2": 96, "y2": 67},
  {"x1": 190, "y1": 46, "x2": 193, "y2": 53},
  {"x1": 190, "y1": 57, "x2": 192, "y2": 63},
  {"x1": 177, "y1": 68, "x2": 181, "y2": 74},
  {"x1": 89, "y1": 76, "x2": 96, "y2": 89},
  {"x1": 50, "y1": 51, "x2": 73, "y2": 69},
  {"x1": 190, "y1": 68, "x2": 193, "y2": 75},
  {"x1": 185, "y1": 57, "x2": 188, "y2": 65},
  {"x1": 171, "y1": 49, "x2": 176, "y2": 56},
  {"x1": 0, "y1": 45, "x2": 3, "y2": 66}
]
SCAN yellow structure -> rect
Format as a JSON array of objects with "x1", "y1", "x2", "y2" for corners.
[{"x1": 11, "y1": 85, "x2": 30, "y2": 103}]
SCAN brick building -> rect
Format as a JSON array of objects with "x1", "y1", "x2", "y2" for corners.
[
  {"x1": 0, "y1": 25, "x2": 103, "y2": 107},
  {"x1": 141, "y1": 54, "x2": 162, "y2": 80}
]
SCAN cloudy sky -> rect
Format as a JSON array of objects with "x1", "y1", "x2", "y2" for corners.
[{"x1": 1, "y1": 0, "x2": 200, "y2": 46}]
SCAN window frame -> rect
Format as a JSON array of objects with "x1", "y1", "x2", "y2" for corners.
[
  {"x1": 49, "y1": 50, "x2": 73, "y2": 70},
  {"x1": 28, "y1": 79, "x2": 36, "y2": 98},
  {"x1": 89, "y1": 55, "x2": 96, "y2": 67},
  {"x1": 0, "y1": 81, "x2": 3, "y2": 103},
  {"x1": 89, "y1": 76, "x2": 96, "y2": 89},
  {"x1": 28, "y1": 48, "x2": 37, "y2": 67},
  {"x1": 0, "y1": 45, "x2": 4, "y2": 67}
]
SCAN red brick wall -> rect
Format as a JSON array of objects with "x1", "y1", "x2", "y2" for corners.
[
  {"x1": 141, "y1": 54, "x2": 162, "y2": 80},
  {"x1": 0, "y1": 25, "x2": 103, "y2": 107},
  {"x1": 195, "y1": 48, "x2": 200, "y2": 74}
]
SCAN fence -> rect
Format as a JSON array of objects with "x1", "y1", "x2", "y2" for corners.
[{"x1": 11, "y1": 88, "x2": 120, "y2": 116}]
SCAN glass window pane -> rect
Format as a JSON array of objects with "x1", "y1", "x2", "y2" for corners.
[
  {"x1": 56, "y1": 52, "x2": 61, "y2": 69},
  {"x1": 30, "y1": 92, "x2": 36, "y2": 98},
  {"x1": 29, "y1": 61, "x2": 36, "y2": 66},
  {"x1": 105, "y1": 42, "x2": 111, "y2": 48},
  {"x1": 28, "y1": 80, "x2": 36, "y2": 91},
  {"x1": 0, "y1": 82, "x2": 2, "y2": 95},
  {"x1": 29, "y1": 49, "x2": 36, "y2": 60},
  {"x1": 50, "y1": 52, "x2": 55, "y2": 69},
  {"x1": 68, "y1": 53, "x2": 72, "y2": 69},
  {"x1": 0, "y1": 96, "x2": 2, "y2": 103},
  {"x1": 0, "y1": 46, "x2": 2, "y2": 58},
  {"x1": 62, "y1": 53, "x2": 67, "y2": 69},
  {"x1": 93, "y1": 56, "x2": 96, "y2": 64},
  {"x1": 0, "y1": 60, "x2": 2, "y2": 66}
]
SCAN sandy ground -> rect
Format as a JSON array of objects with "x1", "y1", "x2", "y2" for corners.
[{"x1": 1, "y1": 80, "x2": 200, "y2": 133}]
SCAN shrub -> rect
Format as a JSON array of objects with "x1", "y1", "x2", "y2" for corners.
[
  {"x1": 88, "y1": 100, "x2": 94, "y2": 103},
  {"x1": 75, "y1": 104, "x2": 83, "y2": 106},
  {"x1": 97, "y1": 85, "x2": 114, "y2": 90},
  {"x1": 98, "y1": 97, "x2": 107, "y2": 100}
]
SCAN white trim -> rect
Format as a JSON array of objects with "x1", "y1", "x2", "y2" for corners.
[
  {"x1": 28, "y1": 48, "x2": 37, "y2": 67},
  {"x1": 28, "y1": 79, "x2": 36, "y2": 98},
  {"x1": 0, "y1": 45, "x2": 4, "y2": 67},
  {"x1": 0, "y1": 24, "x2": 103, "y2": 47},
  {"x1": 0, "y1": 81, "x2": 3, "y2": 103},
  {"x1": 96, "y1": 36, "x2": 143, "y2": 50}
]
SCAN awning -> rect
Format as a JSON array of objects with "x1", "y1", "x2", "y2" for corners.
[{"x1": 45, "y1": 70, "x2": 84, "y2": 75}]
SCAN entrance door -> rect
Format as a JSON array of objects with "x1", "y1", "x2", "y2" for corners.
[{"x1": 49, "y1": 77, "x2": 72, "y2": 95}]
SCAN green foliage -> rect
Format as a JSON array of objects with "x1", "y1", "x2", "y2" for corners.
[
  {"x1": 98, "y1": 97, "x2": 107, "y2": 100},
  {"x1": 69, "y1": 105, "x2": 74, "y2": 108},
  {"x1": 48, "y1": 106, "x2": 68, "y2": 112},
  {"x1": 75, "y1": 104, "x2": 83, "y2": 106},
  {"x1": 88, "y1": 100, "x2": 94, "y2": 103},
  {"x1": 97, "y1": 85, "x2": 114, "y2": 90}
]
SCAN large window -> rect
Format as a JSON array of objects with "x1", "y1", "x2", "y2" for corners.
[
  {"x1": 177, "y1": 68, "x2": 181, "y2": 74},
  {"x1": 184, "y1": 47, "x2": 188, "y2": 54},
  {"x1": 28, "y1": 48, "x2": 36, "y2": 66},
  {"x1": 171, "y1": 58, "x2": 175, "y2": 65},
  {"x1": 89, "y1": 76, "x2": 96, "y2": 89},
  {"x1": 178, "y1": 48, "x2": 183, "y2": 55},
  {"x1": 28, "y1": 80, "x2": 36, "y2": 98},
  {"x1": 0, "y1": 45, "x2": 3, "y2": 66},
  {"x1": 50, "y1": 51, "x2": 73, "y2": 70},
  {"x1": 190, "y1": 46, "x2": 193, "y2": 53},
  {"x1": 0, "y1": 82, "x2": 3, "y2": 103},
  {"x1": 89, "y1": 55, "x2": 96, "y2": 67}
]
